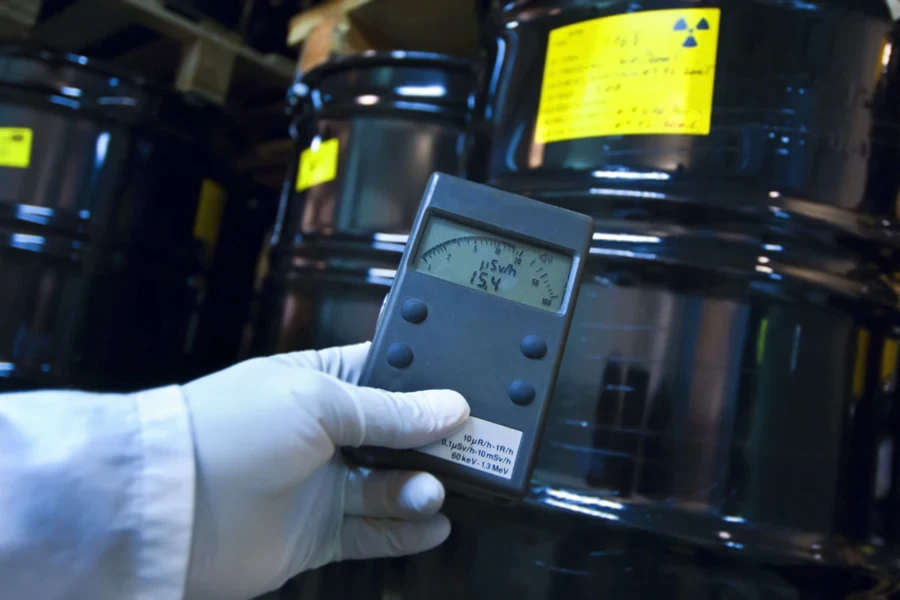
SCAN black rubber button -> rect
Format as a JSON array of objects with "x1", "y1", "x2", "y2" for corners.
[
  {"x1": 387, "y1": 343, "x2": 414, "y2": 369},
  {"x1": 401, "y1": 298, "x2": 428, "y2": 324},
  {"x1": 508, "y1": 380, "x2": 536, "y2": 406},
  {"x1": 521, "y1": 335, "x2": 547, "y2": 359}
]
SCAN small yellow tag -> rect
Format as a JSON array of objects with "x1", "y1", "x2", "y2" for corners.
[
  {"x1": 882, "y1": 338, "x2": 898, "y2": 384},
  {"x1": 296, "y1": 138, "x2": 339, "y2": 191},
  {"x1": 0, "y1": 127, "x2": 33, "y2": 168},
  {"x1": 194, "y1": 179, "x2": 228, "y2": 259},
  {"x1": 535, "y1": 8, "x2": 721, "y2": 143}
]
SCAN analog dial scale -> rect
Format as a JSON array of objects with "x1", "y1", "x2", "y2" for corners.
[{"x1": 412, "y1": 217, "x2": 573, "y2": 312}]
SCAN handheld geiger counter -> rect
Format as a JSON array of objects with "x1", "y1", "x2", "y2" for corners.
[{"x1": 348, "y1": 173, "x2": 593, "y2": 501}]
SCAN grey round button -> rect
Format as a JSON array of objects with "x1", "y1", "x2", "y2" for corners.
[
  {"x1": 521, "y1": 335, "x2": 547, "y2": 359},
  {"x1": 401, "y1": 298, "x2": 428, "y2": 324},
  {"x1": 387, "y1": 343, "x2": 414, "y2": 369},
  {"x1": 508, "y1": 380, "x2": 536, "y2": 406}
]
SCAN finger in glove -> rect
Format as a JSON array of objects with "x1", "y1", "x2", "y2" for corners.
[
  {"x1": 344, "y1": 469, "x2": 445, "y2": 520},
  {"x1": 339, "y1": 514, "x2": 451, "y2": 560},
  {"x1": 313, "y1": 377, "x2": 469, "y2": 449}
]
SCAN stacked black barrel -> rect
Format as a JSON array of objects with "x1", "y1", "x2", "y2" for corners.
[
  {"x1": 278, "y1": 1, "x2": 900, "y2": 598},
  {"x1": 251, "y1": 51, "x2": 476, "y2": 356},
  {"x1": 0, "y1": 44, "x2": 271, "y2": 392}
]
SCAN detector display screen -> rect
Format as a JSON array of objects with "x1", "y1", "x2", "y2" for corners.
[{"x1": 410, "y1": 216, "x2": 573, "y2": 312}]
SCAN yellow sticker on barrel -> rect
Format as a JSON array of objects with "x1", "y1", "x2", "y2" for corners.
[
  {"x1": 0, "y1": 127, "x2": 33, "y2": 168},
  {"x1": 535, "y1": 8, "x2": 721, "y2": 143},
  {"x1": 194, "y1": 179, "x2": 227, "y2": 259},
  {"x1": 296, "y1": 138, "x2": 339, "y2": 191}
]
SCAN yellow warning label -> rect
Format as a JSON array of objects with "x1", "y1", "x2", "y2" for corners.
[
  {"x1": 296, "y1": 138, "x2": 339, "y2": 192},
  {"x1": 0, "y1": 127, "x2": 33, "y2": 168},
  {"x1": 194, "y1": 179, "x2": 228, "y2": 260},
  {"x1": 535, "y1": 8, "x2": 721, "y2": 143},
  {"x1": 882, "y1": 338, "x2": 898, "y2": 383}
]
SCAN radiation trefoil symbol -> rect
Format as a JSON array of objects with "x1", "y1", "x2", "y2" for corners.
[{"x1": 674, "y1": 16, "x2": 710, "y2": 48}]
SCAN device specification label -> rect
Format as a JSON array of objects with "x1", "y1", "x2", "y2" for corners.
[
  {"x1": 0, "y1": 127, "x2": 33, "y2": 168},
  {"x1": 415, "y1": 416, "x2": 523, "y2": 480},
  {"x1": 296, "y1": 137, "x2": 339, "y2": 191},
  {"x1": 534, "y1": 8, "x2": 721, "y2": 143}
]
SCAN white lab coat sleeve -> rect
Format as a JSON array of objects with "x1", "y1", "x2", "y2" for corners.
[{"x1": 0, "y1": 385, "x2": 195, "y2": 600}]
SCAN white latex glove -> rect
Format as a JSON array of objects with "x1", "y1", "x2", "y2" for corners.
[{"x1": 181, "y1": 342, "x2": 469, "y2": 600}]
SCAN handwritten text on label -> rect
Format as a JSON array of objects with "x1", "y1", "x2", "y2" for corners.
[{"x1": 535, "y1": 8, "x2": 721, "y2": 143}]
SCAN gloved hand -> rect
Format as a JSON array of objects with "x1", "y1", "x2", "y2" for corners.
[{"x1": 181, "y1": 342, "x2": 469, "y2": 600}]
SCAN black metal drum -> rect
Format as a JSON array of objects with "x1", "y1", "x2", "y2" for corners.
[
  {"x1": 282, "y1": 1, "x2": 900, "y2": 598},
  {"x1": 472, "y1": 0, "x2": 900, "y2": 561},
  {"x1": 190, "y1": 179, "x2": 280, "y2": 379},
  {"x1": 251, "y1": 52, "x2": 476, "y2": 355},
  {"x1": 0, "y1": 44, "x2": 235, "y2": 392}
]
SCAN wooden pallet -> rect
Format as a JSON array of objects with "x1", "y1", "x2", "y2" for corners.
[
  {"x1": 287, "y1": 0, "x2": 481, "y2": 73},
  {"x1": 8, "y1": 0, "x2": 297, "y2": 107},
  {"x1": 349, "y1": 0, "x2": 481, "y2": 57},
  {"x1": 0, "y1": 0, "x2": 42, "y2": 34}
]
